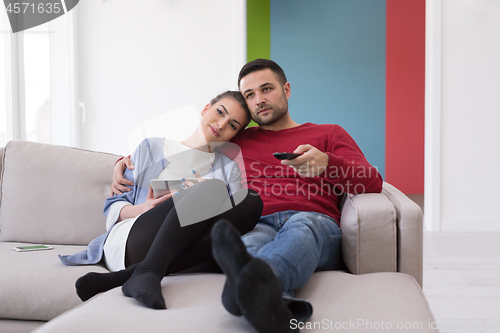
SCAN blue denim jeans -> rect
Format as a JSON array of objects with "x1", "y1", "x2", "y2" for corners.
[{"x1": 241, "y1": 210, "x2": 343, "y2": 293}]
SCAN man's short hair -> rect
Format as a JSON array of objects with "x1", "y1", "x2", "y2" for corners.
[{"x1": 238, "y1": 59, "x2": 288, "y2": 88}]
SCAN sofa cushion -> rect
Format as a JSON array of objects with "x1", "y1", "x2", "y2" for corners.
[
  {"x1": 0, "y1": 141, "x2": 120, "y2": 245},
  {"x1": 0, "y1": 319, "x2": 45, "y2": 333},
  {"x1": 33, "y1": 271, "x2": 438, "y2": 333},
  {"x1": 0, "y1": 242, "x2": 109, "y2": 321}
]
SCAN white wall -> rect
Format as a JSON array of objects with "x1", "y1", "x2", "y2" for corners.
[
  {"x1": 77, "y1": 0, "x2": 246, "y2": 156},
  {"x1": 427, "y1": 0, "x2": 500, "y2": 231}
]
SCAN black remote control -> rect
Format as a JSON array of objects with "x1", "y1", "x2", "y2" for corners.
[{"x1": 273, "y1": 152, "x2": 302, "y2": 160}]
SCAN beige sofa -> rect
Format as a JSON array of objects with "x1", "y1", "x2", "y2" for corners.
[{"x1": 0, "y1": 140, "x2": 437, "y2": 333}]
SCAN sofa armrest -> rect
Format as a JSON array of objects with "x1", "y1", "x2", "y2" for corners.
[
  {"x1": 0, "y1": 146, "x2": 5, "y2": 186},
  {"x1": 382, "y1": 183, "x2": 423, "y2": 287},
  {"x1": 340, "y1": 182, "x2": 423, "y2": 288},
  {"x1": 340, "y1": 185, "x2": 397, "y2": 275}
]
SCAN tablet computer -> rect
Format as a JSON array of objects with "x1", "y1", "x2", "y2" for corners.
[{"x1": 150, "y1": 178, "x2": 200, "y2": 198}]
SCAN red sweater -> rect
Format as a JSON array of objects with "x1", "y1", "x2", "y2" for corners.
[{"x1": 226, "y1": 123, "x2": 383, "y2": 223}]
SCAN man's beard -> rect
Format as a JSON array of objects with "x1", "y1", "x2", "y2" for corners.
[{"x1": 252, "y1": 94, "x2": 288, "y2": 126}]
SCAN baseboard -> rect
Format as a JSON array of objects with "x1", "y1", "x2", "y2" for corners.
[{"x1": 440, "y1": 218, "x2": 500, "y2": 232}]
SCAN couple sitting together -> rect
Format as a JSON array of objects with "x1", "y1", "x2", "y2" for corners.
[{"x1": 60, "y1": 59, "x2": 383, "y2": 333}]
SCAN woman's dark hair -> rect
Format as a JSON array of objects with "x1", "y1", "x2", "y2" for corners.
[
  {"x1": 209, "y1": 91, "x2": 251, "y2": 129},
  {"x1": 237, "y1": 58, "x2": 288, "y2": 88}
]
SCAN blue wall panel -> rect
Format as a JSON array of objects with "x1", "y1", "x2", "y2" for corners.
[{"x1": 270, "y1": 0, "x2": 386, "y2": 177}]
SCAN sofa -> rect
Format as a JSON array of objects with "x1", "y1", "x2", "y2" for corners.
[{"x1": 0, "y1": 140, "x2": 438, "y2": 332}]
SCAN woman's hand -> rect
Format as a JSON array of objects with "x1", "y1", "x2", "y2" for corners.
[
  {"x1": 180, "y1": 170, "x2": 208, "y2": 189},
  {"x1": 118, "y1": 186, "x2": 174, "y2": 222},
  {"x1": 140, "y1": 186, "x2": 175, "y2": 212}
]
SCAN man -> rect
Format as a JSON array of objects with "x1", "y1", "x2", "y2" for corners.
[{"x1": 113, "y1": 59, "x2": 383, "y2": 332}]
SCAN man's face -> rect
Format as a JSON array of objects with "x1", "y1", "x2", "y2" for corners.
[{"x1": 239, "y1": 69, "x2": 290, "y2": 127}]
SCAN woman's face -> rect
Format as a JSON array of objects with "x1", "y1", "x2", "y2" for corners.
[{"x1": 200, "y1": 97, "x2": 248, "y2": 144}]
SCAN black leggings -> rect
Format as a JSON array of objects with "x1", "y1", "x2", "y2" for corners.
[{"x1": 123, "y1": 179, "x2": 262, "y2": 275}]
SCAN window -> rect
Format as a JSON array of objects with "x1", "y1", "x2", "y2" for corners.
[{"x1": 0, "y1": 8, "x2": 78, "y2": 147}]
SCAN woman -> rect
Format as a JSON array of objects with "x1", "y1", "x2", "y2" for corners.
[{"x1": 60, "y1": 91, "x2": 262, "y2": 310}]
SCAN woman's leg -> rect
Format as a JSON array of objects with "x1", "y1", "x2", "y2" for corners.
[
  {"x1": 75, "y1": 193, "x2": 180, "y2": 302},
  {"x1": 121, "y1": 181, "x2": 262, "y2": 309},
  {"x1": 75, "y1": 185, "x2": 261, "y2": 303},
  {"x1": 165, "y1": 189, "x2": 262, "y2": 274},
  {"x1": 74, "y1": 195, "x2": 177, "y2": 302},
  {"x1": 75, "y1": 263, "x2": 139, "y2": 301}
]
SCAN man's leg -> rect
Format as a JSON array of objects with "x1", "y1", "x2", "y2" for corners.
[
  {"x1": 253, "y1": 212, "x2": 342, "y2": 292},
  {"x1": 211, "y1": 215, "x2": 276, "y2": 315},
  {"x1": 240, "y1": 218, "x2": 277, "y2": 256},
  {"x1": 249, "y1": 212, "x2": 342, "y2": 323},
  {"x1": 211, "y1": 220, "x2": 294, "y2": 333},
  {"x1": 212, "y1": 211, "x2": 342, "y2": 332}
]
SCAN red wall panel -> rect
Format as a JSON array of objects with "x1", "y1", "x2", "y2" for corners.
[{"x1": 386, "y1": 0, "x2": 425, "y2": 194}]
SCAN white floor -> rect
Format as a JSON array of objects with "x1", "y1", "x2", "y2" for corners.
[{"x1": 423, "y1": 231, "x2": 500, "y2": 333}]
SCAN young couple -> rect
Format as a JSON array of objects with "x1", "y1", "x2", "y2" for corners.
[{"x1": 62, "y1": 59, "x2": 383, "y2": 333}]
